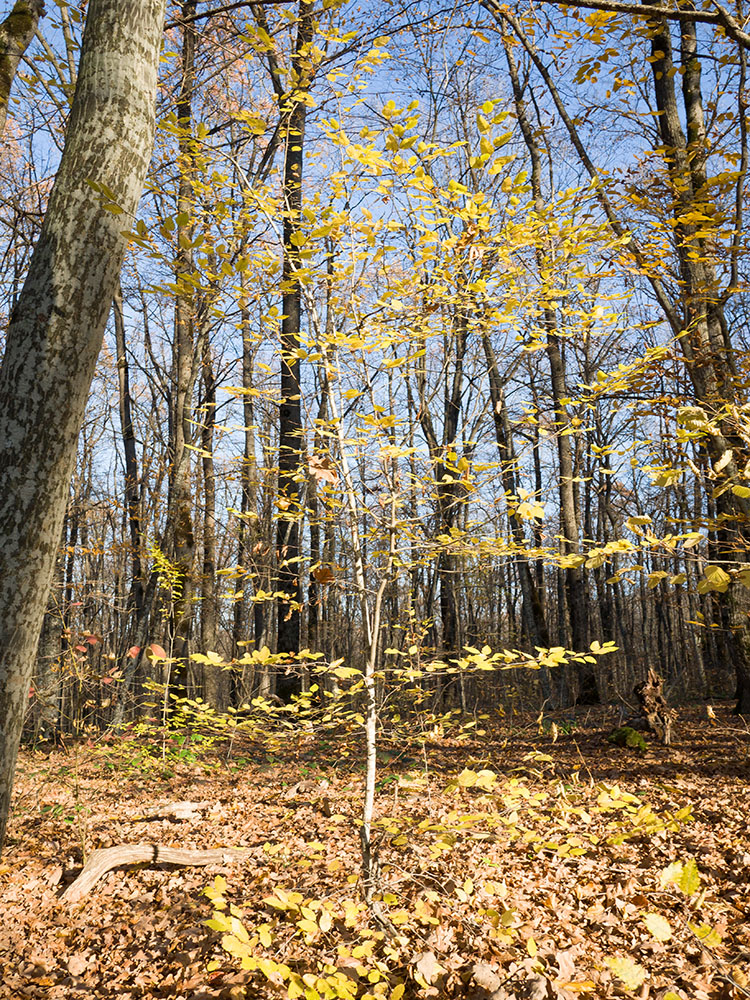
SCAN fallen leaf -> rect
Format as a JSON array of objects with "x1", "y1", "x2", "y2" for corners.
[
  {"x1": 414, "y1": 950, "x2": 444, "y2": 985},
  {"x1": 67, "y1": 954, "x2": 88, "y2": 977}
]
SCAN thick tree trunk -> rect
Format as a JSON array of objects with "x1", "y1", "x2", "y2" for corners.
[
  {"x1": 0, "y1": 0, "x2": 165, "y2": 856},
  {"x1": 0, "y1": 0, "x2": 44, "y2": 138}
]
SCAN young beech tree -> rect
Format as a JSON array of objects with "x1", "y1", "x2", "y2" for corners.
[{"x1": 0, "y1": 0, "x2": 166, "y2": 856}]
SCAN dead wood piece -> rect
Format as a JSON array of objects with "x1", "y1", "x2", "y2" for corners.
[
  {"x1": 61, "y1": 843, "x2": 251, "y2": 903},
  {"x1": 136, "y1": 800, "x2": 212, "y2": 822},
  {"x1": 633, "y1": 668, "x2": 676, "y2": 745}
]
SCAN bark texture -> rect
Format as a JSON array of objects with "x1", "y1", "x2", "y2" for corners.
[
  {"x1": 0, "y1": 0, "x2": 44, "y2": 138},
  {"x1": 0, "y1": 0, "x2": 166, "y2": 855}
]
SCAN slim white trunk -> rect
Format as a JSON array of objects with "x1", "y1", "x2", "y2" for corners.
[{"x1": 0, "y1": 0, "x2": 166, "y2": 855}]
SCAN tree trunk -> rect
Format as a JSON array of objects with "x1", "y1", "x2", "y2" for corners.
[
  {"x1": 166, "y1": 0, "x2": 198, "y2": 685},
  {"x1": 0, "y1": 0, "x2": 44, "y2": 138},
  {"x1": 643, "y1": 8, "x2": 750, "y2": 712},
  {"x1": 502, "y1": 31, "x2": 593, "y2": 703},
  {"x1": 199, "y1": 322, "x2": 221, "y2": 707},
  {"x1": 276, "y1": 0, "x2": 314, "y2": 697},
  {"x1": 480, "y1": 330, "x2": 552, "y2": 702},
  {"x1": 0, "y1": 0, "x2": 166, "y2": 855},
  {"x1": 415, "y1": 307, "x2": 467, "y2": 662},
  {"x1": 113, "y1": 282, "x2": 144, "y2": 620}
]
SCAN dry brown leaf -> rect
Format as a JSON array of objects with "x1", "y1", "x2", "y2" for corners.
[
  {"x1": 309, "y1": 454, "x2": 338, "y2": 484},
  {"x1": 414, "y1": 950, "x2": 444, "y2": 985},
  {"x1": 66, "y1": 953, "x2": 88, "y2": 977},
  {"x1": 472, "y1": 961, "x2": 502, "y2": 992}
]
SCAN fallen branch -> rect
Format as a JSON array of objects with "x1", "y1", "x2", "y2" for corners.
[{"x1": 62, "y1": 843, "x2": 253, "y2": 903}]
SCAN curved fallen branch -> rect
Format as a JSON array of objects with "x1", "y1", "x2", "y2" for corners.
[{"x1": 62, "y1": 843, "x2": 253, "y2": 903}]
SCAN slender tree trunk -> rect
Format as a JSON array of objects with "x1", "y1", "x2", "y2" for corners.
[
  {"x1": 481, "y1": 331, "x2": 549, "y2": 653},
  {"x1": 199, "y1": 323, "x2": 221, "y2": 706},
  {"x1": 276, "y1": 0, "x2": 314, "y2": 695},
  {"x1": 232, "y1": 291, "x2": 258, "y2": 701},
  {"x1": 0, "y1": 0, "x2": 165, "y2": 856},
  {"x1": 502, "y1": 31, "x2": 592, "y2": 702},
  {"x1": 307, "y1": 394, "x2": 328, "y2": 659},
  {"x1": 166, "y1": 0, "x2": 198, "y2": 683},
  {"x1": 113, "y1": 283, "x2": 144, "y2": 619},
  {"x1": 415, "y1": 309, "x2": 467, "y2": 661},
  {"x1": 34, "y1": 527, "x2": 66, "y2": 740}
]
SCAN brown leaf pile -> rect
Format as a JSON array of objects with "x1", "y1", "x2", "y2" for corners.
[{"x1": 0, "y1": 704, "x2": 748, "y2": 1000}]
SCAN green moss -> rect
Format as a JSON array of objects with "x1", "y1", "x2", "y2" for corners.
[{"x1": 607, "y1": 726, "x2": 648, "y2": 752}]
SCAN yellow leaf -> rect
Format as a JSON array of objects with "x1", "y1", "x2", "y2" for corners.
[
  {"x1": 688, "y1": 922, "x2": 722, "y2": 947},
  {"x1": 713, "y1": 449, "x2": 733, "y2": 474},
  {"x1": 297, "y1": 918, "x2": 319, "y2": 936},
  {"x1": 606, "y1": 956, "x2": 646, "y2": 991},
  {"x1": 698, "y1": 565, "x2": 731, "y2": 594},
  {"x1": 643, "y1": 912, "x2": 672, "y2": 941},
  {"x1": 679, "y1": 858, "x2": 701, "y2": 895},
  {"x1": 659, "y1": 861, "x2": 683, "y2": 887}
]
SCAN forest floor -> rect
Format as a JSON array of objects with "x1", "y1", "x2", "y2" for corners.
[{"x1": 1, "y1": 702, "x2": 749, "y2": 1000}]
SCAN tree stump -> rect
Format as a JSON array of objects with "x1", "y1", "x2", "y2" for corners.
[{"x1": 633, "y1": 668, "x2": 676, "y2": 745}]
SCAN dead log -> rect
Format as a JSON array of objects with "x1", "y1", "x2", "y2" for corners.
[
  {"x1": 61, "y1": 843, "x2": 252, "y2": 903},
  {"x1": 633, "y1": 668, "x2": 676, "y2": 745}
]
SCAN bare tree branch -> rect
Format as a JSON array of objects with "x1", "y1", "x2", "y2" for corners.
[{"x1": 503, "y1": 0, "x2": 750, "y2": 49}]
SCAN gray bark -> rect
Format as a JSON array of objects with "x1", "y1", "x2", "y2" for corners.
[
  {"x1": 643, "y1": 8, "x2": 750, "y2": 712},
  {"x1": 0, "y1": 0, "x2": 166, "y2": 856},
  {"x1": 0, "y1": 0, "x2": 44, "y2": 138},
  {"x1": 415, "y1": 308, "x2": 467, "y2": 661}
]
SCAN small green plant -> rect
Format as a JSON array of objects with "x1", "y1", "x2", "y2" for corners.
[{"x1": 608, "y1": 726, "x2": 648, "y2": 752}]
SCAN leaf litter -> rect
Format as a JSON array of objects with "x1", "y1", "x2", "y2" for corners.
[{"x1": 0, "y1": 703, "x2": 748, "y2": 1000}]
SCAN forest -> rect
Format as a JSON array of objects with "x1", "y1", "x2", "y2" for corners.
[{"x1": 0, "y1": 0, "x2": 749, "y2": 998}]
